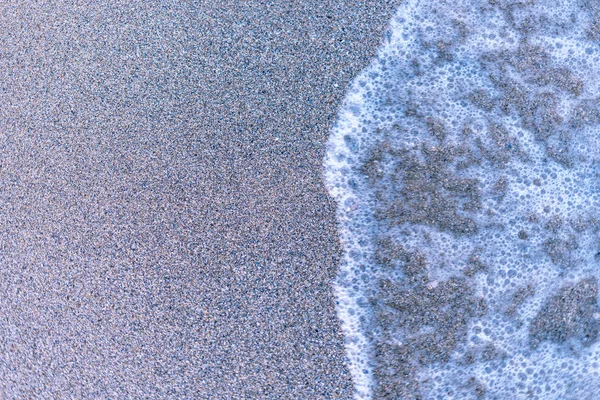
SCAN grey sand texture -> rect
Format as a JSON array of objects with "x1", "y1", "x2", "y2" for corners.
[{"x1": 0, "y1": 1, "x2": 398, "y2": 399}]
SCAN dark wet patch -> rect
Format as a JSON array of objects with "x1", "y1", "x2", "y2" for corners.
[
  {"x1": 545, "y1": 215, "x2": 564, "y2": 233},
  {"x1": 469, "y1": 89, "x2": 497, "y2": 112},
  {"x1": 546, "y1": 131, "x2": 573, "y2": 167},
  {"x1": 371, "y1": 144, "x2": 481, "y2": 235},
  {"x1": 372, "y1": 244, "x2": 487, "y2": 399},
  {"x1": 534, "y1": 67, "x2": 584, "y2": 96},
  {"x1": 426, "y1": 116, "x2": 447, "y2": 142},
  {"x1": 543, "y1": 236, "x2": 578, "y2": 267},
  {"x1": 529, "y1": 277, "x2": 600, "y2": 348},
  {"x1": 505, "y1": 284, "x2": 535, "y2": 317},
  {"x1": 571, "y1": 99, "x2": 600, "y2": 128}
]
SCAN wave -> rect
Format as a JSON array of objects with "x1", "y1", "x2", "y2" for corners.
[{"x1": 324, "y1": 0, "x2": 600, "y2": 398}]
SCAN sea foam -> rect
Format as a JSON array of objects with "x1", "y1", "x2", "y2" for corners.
[{"x1": 324, "y1": 0, "x2": 600, "y2": 398}]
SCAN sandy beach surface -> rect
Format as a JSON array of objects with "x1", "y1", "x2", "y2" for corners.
[{"x1": 0, "y1": 1, "x2": 397, "y2": 398}]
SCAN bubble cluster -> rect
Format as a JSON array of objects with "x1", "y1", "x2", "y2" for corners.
[{"x1": 324, "y1": 0, "x2": 600, "y2": 398}]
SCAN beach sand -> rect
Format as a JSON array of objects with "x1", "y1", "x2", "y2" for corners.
[{"x1": 0, "y1": 1, "x2": 397, "y2": 398}]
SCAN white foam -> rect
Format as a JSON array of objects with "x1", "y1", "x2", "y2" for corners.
[
  {"x1": 324, "y1": 72, "x2": 382, "y2": 399},
  {"x1": 325, "y1": 0, "x2": 600, "y2": 398}
]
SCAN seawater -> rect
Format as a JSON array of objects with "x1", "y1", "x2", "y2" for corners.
[{"x1": 324, "y1": 0, "x2": 600, "y2": 399}]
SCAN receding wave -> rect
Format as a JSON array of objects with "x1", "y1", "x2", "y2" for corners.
[{"x1": 324, "y1": 0, "x2": 600, "y2": 398}]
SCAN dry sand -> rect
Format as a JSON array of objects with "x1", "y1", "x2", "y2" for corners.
[{"x1": 0, "y1": 1, "x2": 398, "y2": 398}]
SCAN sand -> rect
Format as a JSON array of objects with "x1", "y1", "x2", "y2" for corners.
[{"x1": 0, "y1": 1, "x2": 398, "y2": 398}]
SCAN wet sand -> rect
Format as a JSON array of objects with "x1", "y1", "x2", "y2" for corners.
[{"x1": 0, "y1": 1, "x2": 397, "y2": 398}]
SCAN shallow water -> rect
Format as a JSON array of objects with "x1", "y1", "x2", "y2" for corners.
[{"x1": 324, "y1": 0, "x2": 600, "y2": 398}]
